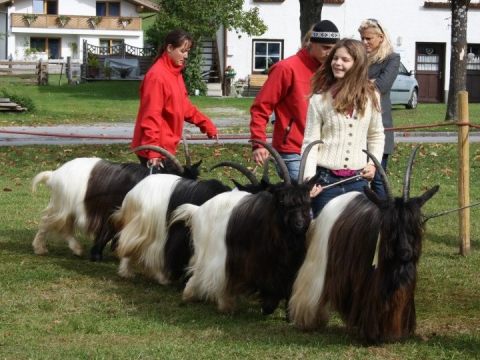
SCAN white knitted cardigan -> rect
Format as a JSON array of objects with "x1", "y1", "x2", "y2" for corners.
[{"x1": 301, "y1": 91, "x2": 385, "y2": 180}]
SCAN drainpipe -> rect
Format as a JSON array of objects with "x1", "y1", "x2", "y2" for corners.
[{"x1": 0, "y1": 11, "x2": 7, "y2": 60}]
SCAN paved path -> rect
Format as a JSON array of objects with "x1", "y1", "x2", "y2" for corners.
[{"x1": 1, "y1": 122, "x2": 479, "y2": 146}]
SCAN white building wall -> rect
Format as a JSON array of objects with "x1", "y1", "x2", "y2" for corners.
[
  {"x1": 224, "y1": 0, "x2": 480, "y2": 99},
  {"x1": 226, "y1": 0, "x2": 302, "y2": 82},
  {"x1": 322, "y1": 0, "x2": 454, "y2": 91},
  {"x1": 6, "y1": 0, "x2": 143, "y2": 60}
]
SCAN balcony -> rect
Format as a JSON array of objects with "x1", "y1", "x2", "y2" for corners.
[{"x1": 11, "y1": 13, "x2": 142, "y2": 31}]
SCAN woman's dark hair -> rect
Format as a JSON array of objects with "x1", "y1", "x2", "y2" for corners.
[{"x1": 152, "y1": 29, "x2": 194, "y2": 63}]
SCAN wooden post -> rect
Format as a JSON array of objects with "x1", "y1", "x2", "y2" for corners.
[
  {"x1": 457, "y1": 91, "x2": 470, "y2": 256},
  {"x1": 66, "y1": 56, "x2": 72, "y2": 85}
]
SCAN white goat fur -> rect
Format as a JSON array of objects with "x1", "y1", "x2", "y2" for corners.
[
  {"x1": 112, "y1": 174, "x2": 181, "y2": 284},
  {"x1": 170, "y1": 191, "x2": 250, "y2": 312},
  {"x1": 31, "y1": 158, "x2": 101, "y2": 256},
  {"x1": 288, "y1": 192, "x2": 360, "y2": 327}
]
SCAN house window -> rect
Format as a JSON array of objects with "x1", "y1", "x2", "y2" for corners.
[
  {"x1": 30, "y1": 38, "x2": 61, "y2": 59},
  {"x1": 32, "y1": 0, "x2": 57, "y2": 14},
  {"x1": 100, "y1": 39, "x2": 124, "y2": 55},
  {"x1": 96, "y1": 2, "x2": 121, "y2": 16},
  {"x1": 253, "y1": 40, "x2": 283, "y2": 73}
]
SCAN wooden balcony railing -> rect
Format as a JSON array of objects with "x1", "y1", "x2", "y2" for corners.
[{"x1": 11, "y1": 13, "x2": 142, "y2": 31}]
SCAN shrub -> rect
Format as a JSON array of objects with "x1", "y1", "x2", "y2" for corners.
[
  {"x1": 183, "y1": 46, "x2": 207, "y2": 96},
  {"x1": 1, "y1": 88, "x2": 36, "y2": 112}
]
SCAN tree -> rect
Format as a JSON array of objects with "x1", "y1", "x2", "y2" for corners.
[
  {"x1": 146, "y1": 0, "x2": 267, "y2": 95},
  {"x1": 445, "y1": 0, "x2": 471, "y2": 121},
  {"x1": 299, "y1": 0, "x2": 324, "y2": 41}
]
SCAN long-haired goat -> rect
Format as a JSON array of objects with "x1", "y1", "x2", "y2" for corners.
[
  {"x1": 111, "y1": 150, "x2": 262, "y2": 284},
  {"x1": 31, "y1": 146, "x2": 199, "y2": 261},
  {"x1": 171, "y1": 140, "x2": 321, "y2": 316},
  {"x1": 288, "y1": 146, "x2": 439, "y2": 344}
]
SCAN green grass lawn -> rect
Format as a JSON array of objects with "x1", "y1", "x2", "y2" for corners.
[
  {"x1": 1, "y1": 80, "x2": 479, "y2": 134},
  {"x1": 0, "y1": 142, "x2": 479, "y2": 359}
]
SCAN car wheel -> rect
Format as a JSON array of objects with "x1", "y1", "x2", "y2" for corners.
[{"x1": 406, "y1": 89, "x2": 418, "y2": 109}]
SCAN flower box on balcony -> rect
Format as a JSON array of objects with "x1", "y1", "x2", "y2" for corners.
[
  {"x1": 56, "y1": 15, "x2": 71, "y2": 28},
  {"x1": 118, "y1": 16, "x2": 132, "y2": 28},
  {"x1": 22, "y1": 13, "x2": 38, "y2": 26}
]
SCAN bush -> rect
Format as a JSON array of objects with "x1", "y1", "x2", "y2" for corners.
[
  {"x1": 1, "y1": 88, "x2": 36, "y2": 112},
  {"x1": 182, "y1": 46, "x2": 207, "y2": 96}
]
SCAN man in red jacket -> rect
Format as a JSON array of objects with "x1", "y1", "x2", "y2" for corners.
[{"x1": 250, "y1": 20, "x2": 340, "y2": 180}]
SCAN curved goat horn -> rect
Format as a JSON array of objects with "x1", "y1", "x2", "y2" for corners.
[
  {"x1": 262, "y1": 157, "x2": 274, "y2": 183},
  {"x1": 298, "y1": 140, "x2": 323, "y2": 185},
  {"x1": 131, "y1": 145, "x2": 184, "y2": 175},
  {"x1": 363, "y1": 149, "x2": 394, "y2": 203},
  {"x1": 403, "y1": 145, "x2": 420, "y2": 202},
  {"x1": 249, "y1": 139, "x2": 291, "y2": 185},
  {"x1": 182, "y1": 132, "x2": 192, "y2": 168},
  {"x1": 210, "y1": 161, "x2": 260, "y2": 187}
]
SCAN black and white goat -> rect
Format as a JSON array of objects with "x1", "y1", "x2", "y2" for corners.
[
  {"x1": 31, "y1": 146, "x2": 199, "y2": 261},
  {"x1": 288, "y1": 146, "x2": 439, "y2": 343},
  {"x1": 170, "y1": 140, "x2": 321, "y2": 315},
  {"x1": 111, "y1": 152, "x2": 262, "y2": 284}
]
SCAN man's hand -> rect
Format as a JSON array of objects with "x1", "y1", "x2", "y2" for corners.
[{"x1": 252, "y1": 147, "x2": 270, "y2": 166}]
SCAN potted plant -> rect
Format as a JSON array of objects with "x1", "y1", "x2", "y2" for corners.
[
  {"x1": 118, "y1": 67, "x2": 132, "y2": 79},
  {"x1": 56, "y1": 15, "x2": 71, "y2": 27},
  {"x1": 102, "y1": 63, "x2": 113, "y2": 79},
  {"x1": 225, "y1": 65, "x2": 236, "y2": 77},
  {"x1": 68, "y1": 42, "x2": 78, "y2": 56},
  {"x1": 233, "y1": 78, "x2": 246, "y2": 97},
  {"x1": 23, "y1": 13, "x2": 38, "y2": 26},
  {"x1": 87, "y1": 16, "x2": 103, "y2": 28},
  {"x1": 87, "y1": 52, "x2": 100, "y2": 78},
  {"x1": 118, "y1": 16, "x2": 132, "y2": 28}
]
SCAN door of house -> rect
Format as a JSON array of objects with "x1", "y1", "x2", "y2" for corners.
[{"x1": 415, "y1": 43, "x2": 445, "y2": 103}]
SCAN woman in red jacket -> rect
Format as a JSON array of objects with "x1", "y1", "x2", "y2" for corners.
[{"x1": 131, "y1": 29, "x2": 218, "y2": 167}]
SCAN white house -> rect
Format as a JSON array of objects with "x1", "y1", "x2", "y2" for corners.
[
  {"x1": 0, "y1": 0, "x2": 158, "y2": 61},
  {"x1": 1, "y1": 0, "x2": 479, "y2": 101},
  {"x1": 220, "y1": 0, "x2": 480, "y2": 102}
]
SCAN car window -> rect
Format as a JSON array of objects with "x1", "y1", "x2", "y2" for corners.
[{"x1": 398, "y1": 62, "x2": 408, "y2": 75}]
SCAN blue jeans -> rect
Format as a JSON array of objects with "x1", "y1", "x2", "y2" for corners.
[
  {"x1": 311, "y1": 167, "x2": 369, "y2": 218},
  {"x1": 274, "y1": 153, "x2": 301, "y2": 181},
  {"x1": 370, "y1": 154, "x2": 389, "y2": 200}
]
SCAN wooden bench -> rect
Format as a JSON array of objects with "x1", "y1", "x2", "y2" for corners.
[{"x1": 247, "y1": 74, "x2": 268, "y2": 97}]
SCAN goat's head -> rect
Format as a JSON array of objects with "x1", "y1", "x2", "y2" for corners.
[
  {"x1": 249, "y1": 139, "x2": 321, "y2": 235},
  {"x1": 209, "y1": 161, "x2": 265, "y2": 194},
  {"x1": 131, "y1": 145, "x2": 201, "y2": 180},
  {"x1": 363, "y1": 146, "x2": 439, "y2": 283}
]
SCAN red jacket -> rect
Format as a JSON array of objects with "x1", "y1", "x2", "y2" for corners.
[
  {"x1": 250, "y1": 48, "x2": 319, "y2": 154},
  {"x1": 131, "y1": 53, "x2": 217, "y2": 159}
]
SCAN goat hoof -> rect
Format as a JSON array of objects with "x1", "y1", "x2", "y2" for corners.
[
  {"x1": 218, "y1": 304, "x2": 235, "y2": 315},
  {"x1": 90, "y1": 253, "x2": 103, "y2": 262},
  {"x1": 118, "y1": 269, "x2": 135, "y2": 279},
  {"x1": 182, "y1": 290, "x2": 197, "y2": 302},
  {"x1": 154, "y1": 273, "x2": 170, "y2": 286},
  {"x1": 33, "y1": 248, "x2": 49, "y2": 255}
]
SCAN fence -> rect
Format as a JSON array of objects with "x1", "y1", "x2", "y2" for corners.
[
  {"x1": 0, "y1": 58, "x2": 82, "y2": 85},
  {"x1": 83, "y1": 40, "x2": 154, "y2": 79}
]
